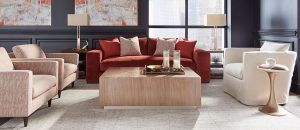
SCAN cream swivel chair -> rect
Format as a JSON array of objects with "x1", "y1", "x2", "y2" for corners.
[
  {"x1": 223, "y1": 42, "x2": 297, "y2": 105},
  {"x1": 0, "y1": 47, "x2": 59, "y2": 127},
  {"x1": 11, "y1": 44, "x2": 79, "y2": 98}
]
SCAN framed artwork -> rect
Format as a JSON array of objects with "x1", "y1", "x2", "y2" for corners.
[
  {"x1": 75, "y1": 0, "x2": 138, "y2": 26},
  {"x1": 0, "y1": 0, "x2": 51, "y2": 26}
]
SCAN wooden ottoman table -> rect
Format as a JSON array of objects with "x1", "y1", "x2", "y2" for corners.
[{"x1": 99, "y1": 67, "x2": 201, "y2": 108}]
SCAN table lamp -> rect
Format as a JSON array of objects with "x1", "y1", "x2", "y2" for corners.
[
  {"x1": 204, "y1": 14, "x2": 226, "y2": 50},
  {"x1": 68, "y1": 14, "x2": 89, "y2": 50}
]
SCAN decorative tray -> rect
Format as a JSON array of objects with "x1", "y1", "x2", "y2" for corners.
[{"x1": 143, "y1": 65, "x2": 185, "y2": 75}]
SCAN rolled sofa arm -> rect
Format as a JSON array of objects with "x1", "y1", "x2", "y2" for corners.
[
  {"x1": 224, "y1": 48, "x2": 259, "y2": 65},
  {"x1": 86, "y1": 49, "x2": 103, "y2": 83},
  {"x1": 193, "y1": 49, "x2": 211, "y2": 83},
  {"x1": 46, "y1": 53, "x2": 79, "y2": 65},
  {"x1": 0, "y1": 70, "x2": 33, "y2": 116}
]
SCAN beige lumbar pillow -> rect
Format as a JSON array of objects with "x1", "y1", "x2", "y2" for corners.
[
  {"x1": 153, "y1": 38, "x2": 177, "y2": 56},
  {"x1": 119, "y1": 36, "x2": 142, "y2": 56},
  {"x1": 260, "y1": 41, "x2": 290, "y2": 51},
  {"x1": 12, "y1": 44, "x2": 46, "y2": 58}
]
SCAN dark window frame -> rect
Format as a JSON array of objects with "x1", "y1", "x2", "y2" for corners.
[{"x1": 148, "y1": 0, "x2": 228, "y2": 48}]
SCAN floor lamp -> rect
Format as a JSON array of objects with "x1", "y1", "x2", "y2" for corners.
[
  {"x1": 204, "y1": 14, "x2": 226, "y2": 50},
  {"x1": 68, "y1": 14, "x2": 89, "y2": 50}
]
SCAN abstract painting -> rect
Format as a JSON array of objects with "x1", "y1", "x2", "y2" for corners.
[
  {"x1": 75, "y1": 0, "x2": 138, "y2": 26},
  {"x1": 0, "y1": 0, "x2": 51, "y2": 26}
]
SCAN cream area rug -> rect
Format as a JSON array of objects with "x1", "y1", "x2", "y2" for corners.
[{"x1": 1, "y1": 79, "x2": 300, "y2": 130}]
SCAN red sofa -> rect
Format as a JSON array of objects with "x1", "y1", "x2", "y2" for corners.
[{"x1": 86, "y1": 37, "x2": 211, "y2": 83}]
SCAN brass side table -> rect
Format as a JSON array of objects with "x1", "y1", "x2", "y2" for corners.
[{"x1": 257, "y1": 65, "x2": 289, "y2": 116}]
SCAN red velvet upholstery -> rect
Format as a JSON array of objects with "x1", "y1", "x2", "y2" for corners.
[
  {"x1": 86, "y1": 50, "x2": 103, "y2": 83},
  {"x1": 100, "y1": 56, "x2": 196, "y2": 71},
  {"x1": 99, "y1": 40, "x2": 120, "y2": 59},
  {"x1": 176, "y1": 40, "x2": 197, "y2": 59},
  {"x1": 139, "y1": 37, "x2": 148, "y2": 55},
  {"x1": 193, "y1": 49, "x2": 211, "y2": 83},
  {"x1": 147, "y1": 38, "x2": 157, "y2": 55},
  {"x1": 86, "y1": 37, "x2": 211, "y2": 83}
]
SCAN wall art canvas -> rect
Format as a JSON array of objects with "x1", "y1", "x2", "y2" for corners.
[
  {"x1": 0, "y1": 0, "x2": 51, "y2": 26},
  {"x1": 75, "y1": 0, "x2": 138, "y2": 26}
]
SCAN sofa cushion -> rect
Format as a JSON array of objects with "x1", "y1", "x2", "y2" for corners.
[
  {"x1": 0, "y1": 47, "x2": 14, "y2": 70},
  {"x1": 225, "y1": 63, "x2": 243, "y2": 80},
  {"x1": 100, "y1": 56, "x2": 196, "y2": 71},
  {"x1": 260, "y1": 41, "x2": 290, "y2": 52},
  {"x1": 120, "y1": 37, "x2": 142, "y2": 56},
  {"x1": 32, "y1": 75, "x2": 56, "y2": 98},
  {"x1": 153, "y1": 38, "x2": 177, "y2": 56},
  {"x1": 148, "y1": 38, "x2": 158, "y2": 55},
  {"x1": 64, "y1": 63, "x2": 77, "y2": 78},
  {"x1": 139, "y1": 37, "x2": 148, "y2": 55},
  {"x1": 100, "y1": 40, "x2": 120, "y2": 59},
  {"x1": 12, "y1": 44, "x2": 46, "y2": 58},
  {"x1": 175, "y1": 40, "x2": 197, "y2": 59}
]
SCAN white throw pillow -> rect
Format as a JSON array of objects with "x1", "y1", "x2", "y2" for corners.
[
  {"x1": 260, "y1": 41, "x2": 290, "y2": 51},
  {"x1": 119, "y1": 36, "x2": 142, "y2": 56},
  {"x1": 153, "y1": 38, "x2": 177, "y2": 56}
]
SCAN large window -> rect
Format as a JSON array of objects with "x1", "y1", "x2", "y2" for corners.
[{"x1": 149, "y1": 0, "x2": 226, "y2": 50}]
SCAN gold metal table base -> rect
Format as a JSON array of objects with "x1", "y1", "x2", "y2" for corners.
[
  {"x1": 259, "y1": 106, "x2": 287, "y2": 116},
  {"x1": 258, "y1": 71, "x2": 287, "y2": 116}
]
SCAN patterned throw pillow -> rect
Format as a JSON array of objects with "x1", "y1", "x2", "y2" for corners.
[
  {"x1": 120, "y1": 36, "x2": 142, "y2": 56},
  {"x1": 153, "y1": 38, "x2": 177, "y2": 56}
]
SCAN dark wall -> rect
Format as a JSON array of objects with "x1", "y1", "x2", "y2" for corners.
[
  {"x1": 0, "y1": 0, "x2": 149, "y2": 52},
  {"x1": 227, "y1": 0, "x2": 259, "y2": 47},
  {"x1": 257, "y1": 0, "x2": 300, "y2": 93}
]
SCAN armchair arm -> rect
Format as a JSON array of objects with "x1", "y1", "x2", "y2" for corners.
[
  {"x1": 193, "y1": 49, "x2": 211, "y2": 83},
  {"x1": 224, "y1": 48, "x2": 259, "y2": 65},
  {"x1": 46, "y1": 53, "x2": 79, "y2": 65},
  {"x1": 86, "y1": 49, "x2": 103, "y2": 83},
  {"x1": 243, "y1": 51, "x2": 297, "y2": 71},
  {"x1": 0, "y1": 70, "x2": 33, "y2": 116},
  {"x1": 11, "y1": 58, "x2": 64, "y2": 89},
  {"x1": 12, "y1": 61, "x2": 58, "y2": 77}
]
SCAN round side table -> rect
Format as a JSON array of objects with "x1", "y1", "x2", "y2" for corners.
[{"x1": 257, "y1": 65, "x2": 289, "y2": 116}]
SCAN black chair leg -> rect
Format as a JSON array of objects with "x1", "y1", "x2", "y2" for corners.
[
  {"x1": 71, "y1": 82, "x2": 75, "y2": 88},
  {"x1": 58, "y1": 90, "x2": 61, "y2": 98},
  {"x1": 48, "y1": 99, "x2": 52, "y2": 107},
  {"x1": 23, "y1": 117, "x2": 28, "y2": 127}
]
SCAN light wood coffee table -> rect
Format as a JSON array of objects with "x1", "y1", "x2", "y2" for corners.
[{"x1": 99, "y1": 67, "x2": 201, "y2": 109}]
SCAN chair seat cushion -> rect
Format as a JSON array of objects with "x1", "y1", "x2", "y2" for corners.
[
  {"x1": 64, "y1": 63, "x2": 77, "y2": 78},
  {"x1": 225, "y1": 63, "x2": 243, "y2": 80},
  {"x1": 100, "y1": 56, "x2": 196, "y2": 71},
  {"x1": 33, "y1": 75, "x2": 56, "y2": 98}
]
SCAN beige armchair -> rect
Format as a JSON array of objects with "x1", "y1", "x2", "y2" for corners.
[
  {"x1": 0, "y1": 47, "x2": 58, "y2": 127},
  {"x1": 11, "y1": 44, "x2": 79, "y2": 98},
  {"x1": 224, "y1": 48, "x2": 297, "y2": 105}
]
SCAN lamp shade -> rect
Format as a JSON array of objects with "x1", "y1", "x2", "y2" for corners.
[
  {"x1": 68, "y1": 14, "x2": 89, "y2": 26},
  {"x1": 204, "y1": 14, "x2": 226, "y2": 26}
]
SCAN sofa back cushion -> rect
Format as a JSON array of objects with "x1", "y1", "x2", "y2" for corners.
[
  {"x1": 0, "y1": 47, "x2": 14, "y2": 70},
  {"x1": 147, "y1": 38, "x2": 158, "y2": 55},
  {"x1": 175, "y1": 40, "x2": 197, "y2": 59},
  {"x1": 12, "y1": 44, "x2": 46, "y2": 58},
  {"x1": 260, "y1": 41, "x2": 290, "y2": 52},
  {"x1": 120, "y1": 37, "x2": 142, "y2": 56},
  {"x1": 138, "y1": 37, "x2": 148, "y2": 55},
  {"x1": 100, "y1": 40, "x2": 120, "y2": 59}
]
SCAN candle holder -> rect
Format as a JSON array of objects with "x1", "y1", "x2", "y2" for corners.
[
  {"x1": 173, "y1": 50, "x2": 181, "y2": 70},
  {"x1": 162, "y1": 50, "x2": 170, "y2": 71}
]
